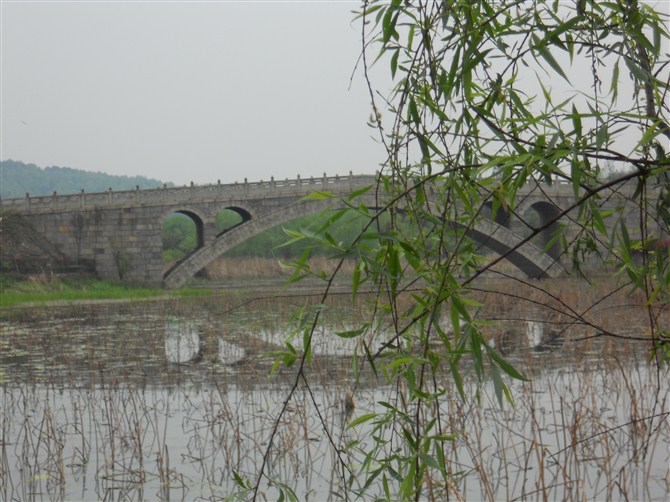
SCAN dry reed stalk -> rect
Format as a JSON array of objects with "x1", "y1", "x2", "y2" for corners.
[
  {"x1": 527, "y1": 396, "x2": 548, "y2": 502},
  {"x1": 1, "y1": 401, "x2": 11, "y2": 501},
  {"x1": 43, "y1": 406, "x2": 66, "y2": 494},
  {"x1": 456, "y1": 401, "x2": 494, "y2": 502},
  {"x1": 546, "y1": 378, "x2": 573, "y2": 497}
]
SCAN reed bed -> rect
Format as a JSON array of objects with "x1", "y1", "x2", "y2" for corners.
[
  {"x1": 0, "y1": 283, "x2": 668, "y2": 500},
  {"x1": 203, "y1": 256, "x2": 358, "y2": 279},
  {"x1": 1, "y1": 350, "x2": 666, "y2": 500}
]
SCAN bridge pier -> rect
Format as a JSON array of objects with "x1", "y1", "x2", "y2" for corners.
[{"x1": 8, "y1": 205, "x2": 164, "y2": 285}]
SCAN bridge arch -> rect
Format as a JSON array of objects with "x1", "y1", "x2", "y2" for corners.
[
  {"x1": 482, "y1": 201, "x2": 512, "y2": 229},
  {"x1": 521, "y1": 201, "x2": 563, "y2": 259},
  {"x1": 163, "y1": 198, "x2": 566, "y2": 289},
  {"x1": 161, "y1": 208, "x2": 207, "y2": 250},
  {"x1": 163, "y1": 199, "x2": 333, "y2": 288},
  {"x1": 214, "y1": 206, "x2": 253, "y2": 236},
  {"x1": 459, "y1": 219, "x2": 564, "y2": 279}
]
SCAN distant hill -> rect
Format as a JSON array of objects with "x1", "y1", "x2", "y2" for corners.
[{"x1": 0, "y1": 160, "x2": 174, "y2": 199}]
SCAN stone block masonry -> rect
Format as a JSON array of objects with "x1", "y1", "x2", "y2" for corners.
[{"x1": 0, "y1": 173, "x2": 649, "y2": 288}]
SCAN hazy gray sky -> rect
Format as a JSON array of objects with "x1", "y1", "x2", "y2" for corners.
[{"x1": 1, "y1": 0, "x2": 385, "y2": 186}]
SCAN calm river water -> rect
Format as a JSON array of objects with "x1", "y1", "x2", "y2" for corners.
[{"x1": 1, "y1": 286, "x2": 668, "y2": 501}]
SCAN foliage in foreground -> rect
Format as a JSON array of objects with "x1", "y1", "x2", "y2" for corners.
[{"x1": 245, "y1": 1, "x2": 670, "y2": 500}]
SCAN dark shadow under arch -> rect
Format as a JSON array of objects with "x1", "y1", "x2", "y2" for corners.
[
  {"x1": 522, "y1": 201, "x2": 563, "y2": 260},
  {"x1": 215, "y1": 206, "x2": 252, "y2": 236},
  {"x1": 162, "y1": 209, "x2": 205, "y2": 276},
  {"x1": 482, "y1": 201, "x2": 512, "y2": 229}
]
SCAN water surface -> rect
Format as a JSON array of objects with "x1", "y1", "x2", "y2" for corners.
[{"x1": 1, "y1": 290, "x2": 668, "y2": 500}]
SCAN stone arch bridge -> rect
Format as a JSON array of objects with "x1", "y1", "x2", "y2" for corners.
[{"x1": 0, "y1": 173, "x2": 640, "y2": 288}]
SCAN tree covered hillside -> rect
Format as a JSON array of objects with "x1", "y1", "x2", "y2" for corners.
[{"x1": 0, "y1": 160, "x2": 174, "y2": 199}]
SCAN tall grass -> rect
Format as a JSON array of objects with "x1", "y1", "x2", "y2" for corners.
[{"x1": 0, "y1": 273, "x2": 212, "y2": 308}]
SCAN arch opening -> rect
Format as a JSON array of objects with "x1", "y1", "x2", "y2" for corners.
[
  {"x1": 482, "y1": 201, "x2": 512, "y2": 229},
  {"x1": 203, "y1": 210, "x2": 372, "y2": 278},
  {"x1": 162, "y1": 210, "x2": 205, "y2": 270},
  {"x1": 520, "y1": 202, "x2": 563, "y2": 260},
  {"x1": 216, "y1": 207, "x2": 251, "y2": 236}
]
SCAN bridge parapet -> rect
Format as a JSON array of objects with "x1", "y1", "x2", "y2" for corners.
[
  {"x1": 0, "y1": 172, "x2": 378, "y2": 214},
  {"x1": 2, "y1": 172, "x2": 640, "y2": 216}
]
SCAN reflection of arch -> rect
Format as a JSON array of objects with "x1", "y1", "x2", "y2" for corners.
[
  {"x1": 163, "y1": 198, "x2": 566, "y2": 289},
  {"x1": 522, "y1": 202, "x2": 562, "y2": 259}
]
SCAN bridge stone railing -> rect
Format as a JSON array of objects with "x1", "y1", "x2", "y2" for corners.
[
  {"x1": 0, "y1": 172, "x2": 379, "y2": 214},
  {"x1": 1, "y1": 172, "x2": 641, "y2": 216}
]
